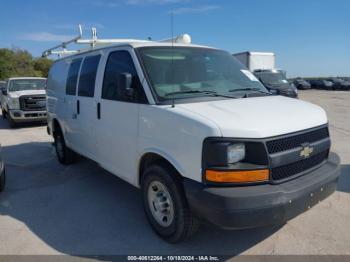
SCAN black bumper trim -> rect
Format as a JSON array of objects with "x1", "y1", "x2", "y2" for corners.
[{"x1": 184, "y1": 152, "x2": 341, "y2": 229}]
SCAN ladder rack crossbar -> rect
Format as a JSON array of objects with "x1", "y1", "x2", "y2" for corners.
[
  {"x1": 42, "y1": 24, "x2": 192, "y2": 58},
  {"x1": 42, "y1": 25, "x2": 83, "y2": 57}
]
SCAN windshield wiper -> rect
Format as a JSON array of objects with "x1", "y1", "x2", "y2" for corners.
[
  {"x1": 164, "y1": 90, "x2": 236, "y2": 99},
  {"x1": 228, "y1": 88, "x2": 271, "y2": 95}
]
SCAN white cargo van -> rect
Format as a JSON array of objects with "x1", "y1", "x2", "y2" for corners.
[{"x1": 46, "y1": 34, "x2": 340, "y2": 243}]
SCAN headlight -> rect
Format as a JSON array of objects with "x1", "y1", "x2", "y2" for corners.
[
  {"x1": 227, "y1": 143, "x2": 245, "y2": 164},
  {"x1": 202, "y1": 138, "x2": 269, "y2": 184},
  {"x1": 202, "y1": 138, "x2": 268, "y2": 168},
  {"x1": 9, "y1": 97, "x2": 20, "y2": 109}
]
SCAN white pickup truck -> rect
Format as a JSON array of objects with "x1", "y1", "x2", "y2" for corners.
[
  {"x1": 1, "y1": 77, "x2": 47, "y2": 127},
  {"x1": 46, "y1": 38, "x2": 340, "y2": 243}
]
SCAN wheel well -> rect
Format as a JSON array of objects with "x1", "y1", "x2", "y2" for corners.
[{"x1": 139, "y1": 153, "x2": 181, "y2": 186}]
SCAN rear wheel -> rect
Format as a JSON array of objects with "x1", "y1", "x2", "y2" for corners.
[
  {"x1": 54, "y1": 127, "x2": 76, "y2": 165},
  {"x1": 0, "y1": 169, "x2": 5, "y2": 192},
  {"x1": 141, "y1": 163, "x2": 199, "y2": 243}
]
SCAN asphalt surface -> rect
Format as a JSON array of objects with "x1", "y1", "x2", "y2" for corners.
[{"x1": 0, "y1": 90, "x2": 349, "y2": 257}]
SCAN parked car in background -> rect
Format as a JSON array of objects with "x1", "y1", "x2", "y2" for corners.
[
  {"x1": 293, "y1": 78, "x2": 312, "y2": 90},
  {"x1": 253, "y1": 69, "x2": 298, "y2": 98},
  {"x1": 0, "y1": 146, "x2": 5, "y2": 192},
  {"x1": 309, "y1": 80, "x2": 334, "y2": 90},
  {"x1": 326, "y1": 78, "x2": 350, "y2": 90},
  {"x1": 0, "y1": 81, "x2": 6, "y2": 90},
  {"x1": 0, "y1": 81, "x2": 6, "y2": 106},
  {"x1": 1, "y1": 77, "x2": 47, "y2": 127},
  {"x1": 232, "y1": 52, "x2": 297, "y2": 98}
]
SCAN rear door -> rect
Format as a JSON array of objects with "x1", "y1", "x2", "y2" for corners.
[
  {"x1": 63, "y1": 58, "x2": 82, "y2": 148},
  {"x1": 75, "y1": 54, "x2": 101, "y2": 159}
]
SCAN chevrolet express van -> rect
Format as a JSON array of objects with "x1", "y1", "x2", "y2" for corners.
[{"x1": 46, "y1": 40, "x2": 340, "y2": 243}]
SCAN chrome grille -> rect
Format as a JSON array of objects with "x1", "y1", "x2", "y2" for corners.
[{"x1": 19, "y1": 95, "x2": 46, "y2": 111}]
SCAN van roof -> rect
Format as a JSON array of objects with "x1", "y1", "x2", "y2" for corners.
[
  {"x1": 126, "y1": 41, "x2": 213, "y2": 49},
  {"x1": 7, "y1": 77, "x2": 47, "y2": 80},
  {"x1": 52, "y1": 41, "x2": 217, "y2": 62}
]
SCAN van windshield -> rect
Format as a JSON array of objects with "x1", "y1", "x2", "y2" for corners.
[
  {"x1": 8, "y1": 79, "x2": 46, "y2": 92},
  {"x1": 137, "y1": 47, "x2": 267, "y2": 101}
]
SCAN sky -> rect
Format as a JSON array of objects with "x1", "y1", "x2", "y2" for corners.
[{"x1": 0, "y1": 0, "x2": 349, "y2": 77}]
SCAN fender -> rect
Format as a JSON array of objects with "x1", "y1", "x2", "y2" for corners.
[{"x1": 137, "y1": 147, "x2": 186, "y2": 187}]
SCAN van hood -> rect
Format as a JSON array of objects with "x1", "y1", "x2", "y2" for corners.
[
  {"x1": 9, "y1": 90, "x2": 46, "y2": 98},
  {"x1": 177, "y1": 96, "x2": 327, "y2": 138}
]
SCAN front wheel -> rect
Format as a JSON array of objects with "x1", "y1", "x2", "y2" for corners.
[{"x1": 142, "y1": 164, "x2": 199, "y2": 243}]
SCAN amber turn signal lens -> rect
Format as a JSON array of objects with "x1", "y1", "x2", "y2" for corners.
[{"x1": 205, "y1": 169, "x2": 269, "y2": 183}]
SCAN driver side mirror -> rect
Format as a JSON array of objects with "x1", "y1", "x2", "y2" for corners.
[
  {"x1": 1, "y1": 89, "x2": 7, "y2": 96},
  {"x1": 118, "y1": 73, "x2": 134, "y2": 100}
]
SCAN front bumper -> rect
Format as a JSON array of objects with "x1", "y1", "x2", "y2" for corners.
[
  {"x1": 184, "y1": 152, "x2": 340, "y2": 229},
  {"x1": 9, "y1": 109, "x2": 47, "y2": 122}
]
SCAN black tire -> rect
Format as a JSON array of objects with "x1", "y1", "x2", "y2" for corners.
[
  {"x1": 1, "y1": 108, "x2": 6, "y2": 119},
  {"x1": 141, "y1": 163, "x2": 199, "y2": 243},
  {"x1": 54, "y1": 126, "x2": 76, "y2": 165},
  {"x1": 7, "y1": 114, "x2": 17, "y2": 128},
  {"x1": 0, "y1": 169, "x2": 5, "y2": 192}
]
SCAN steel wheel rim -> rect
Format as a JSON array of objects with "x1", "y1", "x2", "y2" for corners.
[{"x1": 147, "y1": 181, "x2": 175, "y2": 227}]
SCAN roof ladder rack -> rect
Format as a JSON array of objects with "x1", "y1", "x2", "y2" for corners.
[
  {"x1": 42, "y1": 25, "x2": 83, "y2": 57},
  {"x1": 42, "y1": 25, "x2": 144, "y2": 58},
  {"x1": 42, "y1": 25, "x2": 192, "y2": 58}
]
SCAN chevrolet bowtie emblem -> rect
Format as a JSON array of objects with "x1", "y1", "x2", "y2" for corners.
[{"x1": 300, "y1": 146, "x2": 314, "y2": 158}]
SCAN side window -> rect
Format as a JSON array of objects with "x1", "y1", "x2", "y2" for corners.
[
  {"x1": 102, "y1": 51, "x2": 147, "y2": 103},
  {"x1": 66, "y1": 58, "x2": 82, "y2": 95},
  {"x1": 78, "y1": 55, "x2": 101, "y2": 97}
]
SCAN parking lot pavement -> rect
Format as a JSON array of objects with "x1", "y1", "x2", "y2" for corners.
[{"x1": 0, "y1": 90, "x2": 349, "y2": 257}]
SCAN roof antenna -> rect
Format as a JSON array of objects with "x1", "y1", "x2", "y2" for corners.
[{"x1": 171, "y1": 11, "x2": 175, "y2": 108}]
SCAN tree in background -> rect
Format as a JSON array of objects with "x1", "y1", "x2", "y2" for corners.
[
  {"x1": 0, "y1": 48, "x2": 53, "y2": 80},
  {"x1": 33, "y1": 57, "x2": 53, "y2": 78}
]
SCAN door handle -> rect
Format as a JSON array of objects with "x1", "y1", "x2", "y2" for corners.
[
  {"x1": 97, "y1": 102, "x2": 101, "y2": 119},
  {"x1": 77, "y1": 100, "x2": 80, "y2": 115}
]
